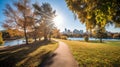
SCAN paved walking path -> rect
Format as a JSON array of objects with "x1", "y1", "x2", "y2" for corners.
[{"x1": 40, "y1": 40, "x2": 78, "y2": 67}]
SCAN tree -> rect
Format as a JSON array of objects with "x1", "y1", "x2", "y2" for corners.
[
  {"x1": 52, "y1": 28, "x2": 61, "y2": 38},
  {"x1": 113, "y1": 33, "x2": 120, "y2": 39},
  {"x1": 0, "y1": 32, "x2": 4, "y2": 46},
  {"x1": 65, "y1": 0, "x2": 120, "y2": 42},
  {"x1": 7, "y1": 29, "x2": 24, "y2": 38},
  {"x1": 33, "y1": 3, "x2": 56, "y2": 41},
  {"x1": 92, "y1": 25, "x2": 106, "y2": 42},
  {"x1": 1, "y1": 31, "x2": 10, "y2": 39},
  {"x1": 3, "y1": 0, "x2": 33, "y2": 44}
]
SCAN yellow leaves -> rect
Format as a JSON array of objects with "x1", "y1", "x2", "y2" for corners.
[
  {"x1": 72, "y1": 0, "x2": 77, "y2": 2},
  {"x1": 0, "y1": 32, "x2": 2, "y2": 36},
  {"x1": 101, "y1": 20, "x2": 106, "y2": 28},
  {"x1": 108, "y1": 16, "x2": 112, "y2": 20},
  {"x1": 115, "y1": 23, "x2": 120, "y2": 27},
  {"x1": 84, "y1": 0, "x2": 88, "y2": 3},
  {"x1": 95, "y1": 10, "x2": 107, "y2": 27},
  {"x1": 7, "y1": 29, "x2": 24, "y2": 37},
  {"x1": 52, "y1": 28, "x2": 60, "y2": 38},
  {"x1": 0, "y1": 32, "x2": 4, "y2": 45},
  {"x1": 87, "y1": 15, "x2": 91, "y2": 19}
]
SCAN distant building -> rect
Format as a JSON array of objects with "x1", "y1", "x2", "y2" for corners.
[
  {"x1": 62, "y1": 28, "x2": 72, "y2": 35},
  {"x1": 62, "y1": 28, "x2": 83, "y2": 35},
  {"x1": 73, "y1": 29, "x2": 83, "y2": 34},
  {"x1": 73, "y1": 29, "x2": 79, "y2": 34},
  {"x1": 79, "y1": 30, "x2": 83, "y2": 34}
]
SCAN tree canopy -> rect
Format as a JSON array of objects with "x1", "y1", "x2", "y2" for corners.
[
  {"x1": 65, "y1": 0, "x2": 120, "y2": 31},
  {"x1": 3, "y1": 0, "x2": 33, "y2": 44},
  {"x1": 33, "y1": 3, "x2": 56, "y2": 41},
  {"x1": 65, "y1": 0, "x2": 120, "y2": 42},
  {"x1": 3, "y1": 0, "x2": 56, "y2": 43}
]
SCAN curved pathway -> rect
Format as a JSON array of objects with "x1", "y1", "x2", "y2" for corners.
[{"x1": 40, "y1": 40, "x2": 78, "y2": 67}]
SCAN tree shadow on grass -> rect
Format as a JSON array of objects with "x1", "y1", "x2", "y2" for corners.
[
  {"x1": 0, "y1": 40, "x2": 56, "y2": 67},
  {"x1": 39, "y1": 52, "x2": 57, "y2": 67}
]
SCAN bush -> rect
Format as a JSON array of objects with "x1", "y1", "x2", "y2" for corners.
[
  {"x1": 0, "y1": 32, "x2": 4, "y2": 46},
  {"x1": 60, "y1": 36, "x2": 67, "y2": 40},
  {"x1": 0, "y1": 41, "x2": 4, "y2": 46},
  {"x1": 28, "y1": 38, "x2": 33, "y2": 43},
  {"x1": 113, "y1": 34, "x2": 120, "y2": 39},
  {"x1": 84, "y1": 36, "x2": 89, "y2": 42}
]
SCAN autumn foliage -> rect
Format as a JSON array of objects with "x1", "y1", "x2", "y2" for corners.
[
  {"x1": 3, "y1": 0, "x2": 56, "y2": 44},
  {"x1": 0, "y1": 32, "x2": 4, "y2": 45}
]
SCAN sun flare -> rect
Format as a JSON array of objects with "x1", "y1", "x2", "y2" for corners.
[{"x1": 53, "y1": 15, "x2": 63, "y2": 26}]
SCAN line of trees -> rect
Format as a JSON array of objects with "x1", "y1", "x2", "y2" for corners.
[
  {"x1": 3, "y1": 0, "x2": 56, "y2": 44},
  {"x1": 65, "y1": 0, "x2": 120, "y2": 42},
  {"x1": 1, "y1": 29, "x2": 24, "y2": 40}
]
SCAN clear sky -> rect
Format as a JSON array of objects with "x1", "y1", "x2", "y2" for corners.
[{"x1": 0, "y1": 0, "x2": 120, "y2": 33}]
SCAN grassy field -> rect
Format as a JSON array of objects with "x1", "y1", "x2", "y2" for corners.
[
  {"x1": 61, "y1": 40, "x2": 120, "y2": 67},
  {"x1": 0, "y1": 40, "x2": 58, "y2": 67}
]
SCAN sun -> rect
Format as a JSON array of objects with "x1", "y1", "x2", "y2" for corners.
[{"x1": 53, "y1": 15, "x2": 63, "y2": 26}]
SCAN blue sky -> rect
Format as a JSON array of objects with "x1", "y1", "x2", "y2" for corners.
[{"x1": 0, "y1": 0, "x2": 120, "y2": 33}]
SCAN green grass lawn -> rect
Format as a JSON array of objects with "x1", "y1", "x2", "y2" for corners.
[
  {"x1": 0, "y1": 40, "x2": 58, "y2": 67},
  {"x1": 61, "y1": 39, "x2": 120, "y2": 67}
]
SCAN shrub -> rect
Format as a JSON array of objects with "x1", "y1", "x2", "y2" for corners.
[
  {"x1": 0, "y1": 32, "x2": 4, "y2": 46},
  {"x1": 0, "y1": 41, "x2": 4, "y2": 46},
  {"x1": 113, "y1": 34, "x2": 120, "y2": 39},
  {"x1": 28, "y1": 38, "x2": 33, "y2": 43},
  {"x1": 84, "y1": 36, "x2": 89, "y2": 42},
  {"x1": 60, "y1": 36, "x2": 67, "y2": 40}
]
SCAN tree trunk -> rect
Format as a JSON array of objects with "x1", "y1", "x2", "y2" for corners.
[
  {"x1": 49, "y1": 33, "x2": 51, "y2": 41},
  {"x1": 33, "y1": 25, "x2": 38, "y2": 42},
  {"x1": 34, "y1": 31, "x2": 37, "y2": 42},
  {"x1": 24, "y1": 15, "x2": 28, "y2": 45},
  {"x1": 44, "y1": 28, "x2": 48, "y2": 41},
  {"x1": 24, "y1": 27, "x2": 28, "y2": 45},
  {"x1": 39, "y1": 37, "x2": 41, "y2": 41},
  {"x1": 99, "y1": 37, "x2": 102, "y2": 43},
  {"x1": 34, "y1": 37, "x2": 37, "y2": 42},
  {"x1": 44, "y1": 34, "x2": 48, "y2": 41}
]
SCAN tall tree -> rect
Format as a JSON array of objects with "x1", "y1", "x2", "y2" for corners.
[
  {"x1": 65, "y1": 0, "x2": 120, "y2": 42},
  {"x1": 33, "y1": 3, "x2": 56, "y2": 41},
  {"x1": 3, "y1": 0, "x2": 33, "y2": 44}
]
